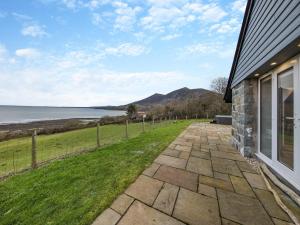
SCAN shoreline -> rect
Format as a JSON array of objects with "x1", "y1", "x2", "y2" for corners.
[
  {"x1": 0, "y1": 116, "x2": 127, "y2": 142},
  {"x1": 0, "y1": 117, "x2": 100, "y2": 127}
]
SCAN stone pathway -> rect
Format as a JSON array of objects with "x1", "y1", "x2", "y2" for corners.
[{"x1": 92, "y1": 123, "x2": 294, "y2": 225}]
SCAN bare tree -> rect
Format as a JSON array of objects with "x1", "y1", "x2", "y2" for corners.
[{"x1": 210, "y1": 77, "x2": 228, "y2": 95}]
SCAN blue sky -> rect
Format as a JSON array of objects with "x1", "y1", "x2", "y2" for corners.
[{"x1": 0, "y1": 0, "x2": 246, "y2": 106}]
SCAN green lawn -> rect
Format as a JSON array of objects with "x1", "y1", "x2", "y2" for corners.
[
  {"x1": 0, "y1": 120, "x2": 195, "y2": 225},
  {"x1": 0, "y1": 121, "x2": 166, "y2": 177}
]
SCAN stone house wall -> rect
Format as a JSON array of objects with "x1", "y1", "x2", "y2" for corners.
[{"x1": 231, "y1": 79, "x2": 258, "y2": 157}]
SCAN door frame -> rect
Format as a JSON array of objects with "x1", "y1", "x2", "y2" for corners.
[{"x1": 257, "y1": 54, "x2": 300, "y2": 190}]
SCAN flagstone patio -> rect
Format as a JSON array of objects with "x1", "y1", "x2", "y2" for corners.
[{"x1": 92, "y1": 123, "x2": 294, "y2": 225}]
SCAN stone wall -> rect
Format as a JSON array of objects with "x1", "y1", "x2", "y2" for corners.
[{"x1": 231, "y1": 79, "x2": 258, "y2": 157}]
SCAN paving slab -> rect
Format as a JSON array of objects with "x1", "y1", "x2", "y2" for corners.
[
  {"x1": 214, "y1": 172, "x2": 230, "y2": 181},
  {"x1": 154, "y1": 165, "x2": 198, "y2": 191},
  {"x1": 217, "y1": 189, "x2": 274, "y2": 225},
  {"x1": 173, "y1": 188, "x2": 221, "y2": 225},
  {"x1": 125, "y1": 175, "x2": 163, "y2": 205},
  {"x1": 92, "y1": 123, "x2": 292, "y2": 225},
  {"x1": 118, "y1": 200, "x2": 185, "y2": 225},
  {"x1": 199, "y1": 175, "x2": 233, "y2": 191},
  {"x1": 143, "y1": 163, "x2": 160, "y2": 177},
  {"x1": 190, "y1": 150, "x2": 210, "y2": 159},
  {"x1": 175, "y1": 144, "x2": 192, "y2": 152},
  {"x1": 168, "y1": 143, "x2": 176, "y2": 149},
  {"x1": 254, "y1": 188, "x2": 291, "y2": 222},
  {"x1": 272, "y1": 218, "x2": 295, "y2": 225},
  {"x1": 230, "y1": 176, "x2": 255, "y2": 198},
  {"x1": 191, "y1": 144, "x2": 201, "y2": 151},
  {"x1": 111, "y1": 194, "x2": 134, "y2": 215},
  {"x1": 201, "y1": 144, "x2": 217, "y2": 150},
  {"x1": 178, "y1": 151, "x2": 190, "y2": 159},
  {"x1": 217, "y1": 145, "x2": 238, "y2": 153},
  {"x1": 154, "y1": 155, "x2": 187, "y2": 169},
  {"x1": 243, "y1": 172, "x2": 267, "y2": 190},
  {"x1": 198, "y1": 183, "x2": 217, "y2": 199},
  {"x1": 92, "y1": 208, "x2": 120, "y2": 225},
  {"x1": 211, "y1": 150, "x2": 245, "y2": 161},
  {"x1": 221, "y1": 218, "x2": 241, "y2": 225},
  {"x1": 236, "y1": 161, "x2": 258, "y2": 174},
  {"x1": 153, "y1": 183, "x2": 179, "y2": 215},
  {"x1": 211, "y1": 157, "x2": 243, "y2": 177},
  {"x1": 186, "y1": 156, "x2": 213, "y2": 176},
  {"x1": 174, "y1": 141, "x2": 193, "y2": 147},
  {"x1": 162, "y1": 148, "x2": 181, "y2": 157}
]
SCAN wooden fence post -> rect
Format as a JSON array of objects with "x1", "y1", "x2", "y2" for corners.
[
  {"x1": 31, "y1": 129, "x2": 37, "y2": 169},
  {"x1": 125, "y1": 120, "x2": 129, "y2": 139},
  {"x1": 142, "y1": 117, "x2": 145, "y2": 132},
  {"x1": 152, "y1": 118, "x2": 155, "y2": 125},
  {"x1": 97, "y1": 122, "x2": 100, "y2": 147},
  {"x1": 176, "y1": 116, "x2": 178, "y2": 121},
  {"x1": 186, "y1": 115, "x2": 188, "y2": 120},
  {"x1": 12, "y1": 151, "x2": 16, "y2": 173}
]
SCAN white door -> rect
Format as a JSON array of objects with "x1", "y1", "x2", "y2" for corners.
[
  {"x1": 258, "y1": 55, "x2": 300, "y2": 190},
  {"x1": 277, "y1": 69, "x2": 295, "y2": 170}
]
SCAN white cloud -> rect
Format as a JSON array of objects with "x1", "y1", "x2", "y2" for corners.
[
  {"x1": 232, "y1": 0, "x2": 247, "y2": 13},
  {"x1": 146, "y1": 0, "x2": 187, "y2": 6},
  {"x1": 0, "y1": 44, "x2": 8, "y2": 62},
  {"x1": 85, "y1": 0, "x2": 110, "y2": 10},
  {"x1": 62, "y1": 0, "x2": 78, "y2": 9},
  {"x1": 184, "y1": 3, "x2": 227, "y2": 22},
  {"x1": 112, "y1": 1, "x2": 142, "y2": 31},
  {"x1": 104, "y1": 43, "x2": 148, "y2": 56},
  {"x1": 50, "y1": 43, "x2": 148, "y2": 70},
  {"x1": 140, "y1": 6, "x2": 186, "y2": 32},
  {"x1": 0, "y1": 44, "x2": 17, "y2": 64},
  {"x1": 184, "y1": 43, "x2": 215, "y2": 54},
  {"x1": 91, "y1": 13, "x2": 103, "y2": 26},
  {"x1": 209, "y1": 18, "x2": 241, "y2": 33},
  {"x1": 141, "y1": 1, "x2": 227, "y2": 33},
  {"x1": 12, "y1": 12, "x2": 32, "y2": 21},
  {"x1": 200, "y1": 4, "x2": 227, "y2": 22},
  {"x1": 55, "y1": 49, "x2": 105, "y2": 69},
  {"x1": 21, "y1": 24, "x2": 47, "y2": 37},
  {"x1": 182, "y1": 42, "x2": 235, "y2": 59},
  {"x1": 15, "y1": 48, "x2": 41, "y2": 58},
  {"x1": 161, "y1": 33, "x2": 181, "y2": 41},
  {"x1": 0, "y1": 62, "x2": 184, "y2": 106}
]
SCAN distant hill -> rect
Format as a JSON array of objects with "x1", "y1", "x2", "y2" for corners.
[{"x1": 95, "y1": 87, "x2": 217, "y2": 111}]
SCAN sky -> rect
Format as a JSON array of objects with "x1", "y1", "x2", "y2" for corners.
[{"x1": 0, "y1": 0, "x2": 246, "y2": 107}]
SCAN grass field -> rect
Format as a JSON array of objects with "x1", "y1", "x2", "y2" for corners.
[
  {"x1": 0, "y1": 121, "x2": 165, "y2": 177},
  {"x1": 0, "y1": 120, "x2": 194, "y2": 225}
]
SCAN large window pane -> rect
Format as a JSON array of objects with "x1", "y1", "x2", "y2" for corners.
[
  {"x1": 278, "y1": 70, "x2": 294, "y2": 170},
  {"x1": 260, "y1": 76, "x2": 272, "y2": 158}
]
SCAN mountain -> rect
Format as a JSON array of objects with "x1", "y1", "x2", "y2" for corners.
[
  {"x1": 132, "y1": 87, "x2": 213, "y2": 106},
  {"x1": 95, "y1": 87, "x2": 217, "y2": 111}
]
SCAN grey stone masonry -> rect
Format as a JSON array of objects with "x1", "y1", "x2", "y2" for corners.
[{"x1": 231, "y1": 79, "x2": 258, "y2": 157}]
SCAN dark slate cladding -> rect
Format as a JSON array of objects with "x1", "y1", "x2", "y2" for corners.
[{"x1": 231, "y1": 0, "x2": 300, "y2": 87}]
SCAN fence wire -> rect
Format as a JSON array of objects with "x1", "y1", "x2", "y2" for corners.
[{"x1": 0, "y1": 118, "x2": 181, "y2": 178}]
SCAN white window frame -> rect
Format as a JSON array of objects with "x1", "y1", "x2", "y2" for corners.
[{"x1": 257, "y1": 55, "x2": 300, "y2": 190}]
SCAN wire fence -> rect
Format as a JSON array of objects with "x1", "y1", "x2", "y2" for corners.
[{"x1": 0, "y1": 118, "x2": 177, "y2": 178}]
